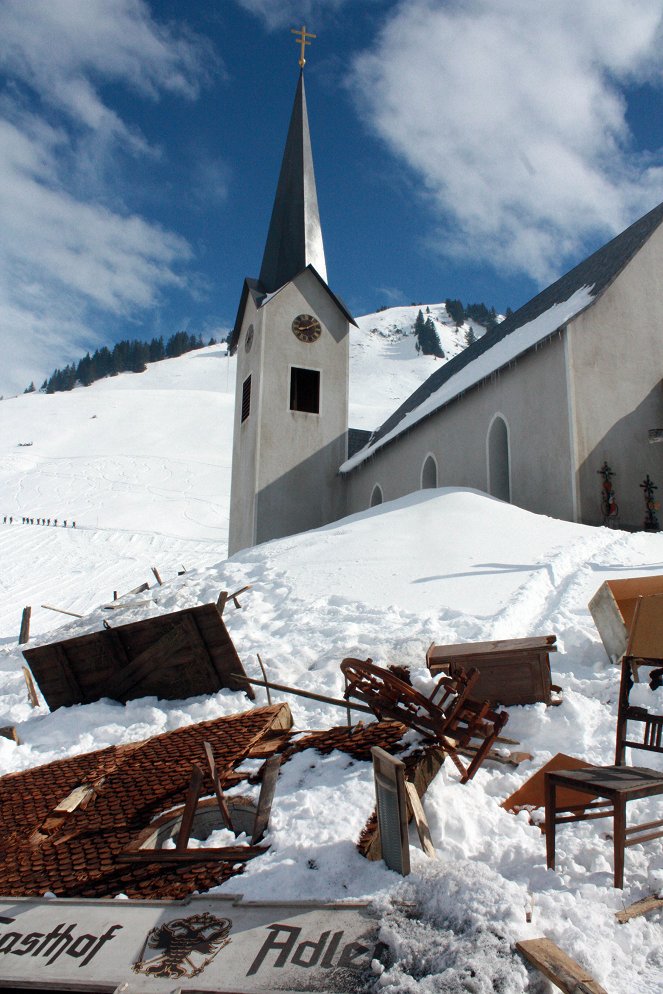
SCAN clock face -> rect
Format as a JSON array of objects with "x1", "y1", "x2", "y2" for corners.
[
  {"x1": 292, "y1": 313, "x2": 322, "y2": 343},
  {"x1": 245, "y1": 323, "x2": 254, "y2": 353}
]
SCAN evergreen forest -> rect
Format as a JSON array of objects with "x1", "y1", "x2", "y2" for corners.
[{"x1": 36, "y1": 332, "x2": 216, "y2": 395}]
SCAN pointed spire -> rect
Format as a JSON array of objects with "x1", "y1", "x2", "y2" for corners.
[{"x1": 258, "y1": 71, "x2": 327, "y2": 294}]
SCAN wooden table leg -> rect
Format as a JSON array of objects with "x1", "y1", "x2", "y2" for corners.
[
  {"x1": 613, "y1": 795, "x2": 625, "y2": 889},
  {"x1": 545, "y1": 774, "x2": 557, "y2": 871}
]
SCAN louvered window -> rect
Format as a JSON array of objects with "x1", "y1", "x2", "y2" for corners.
[{"x1": 241, "y1": 375, "x2": 251, "y2": 422}]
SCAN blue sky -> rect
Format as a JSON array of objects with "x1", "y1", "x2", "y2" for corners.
[{"x1": 1, "y1": 0, "x2": 663, "y2": 396}]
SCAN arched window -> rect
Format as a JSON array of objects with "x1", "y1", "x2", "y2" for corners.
[
  {"x1": 421, "y1": 454, "x2": 438, "y2": 489},
  {"x1": 487, "y1": 415, "x2": 511, "y2": 502},
  {"x1": 370, "y1": 484, "x2": 383, "y2": 508}
]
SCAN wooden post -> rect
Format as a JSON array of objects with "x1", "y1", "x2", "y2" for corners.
[
  {"x1": 18, "y1": 606, "x2": 31, "y2": 645},
  {"x1": 41, "y1": 604, "x2": 84, "y2": 618},
  {"x1": 22, "y1": 666, "x2": 39, "y2": 708},
  {"x1": 151, "y1": 566, "x2": 163, "y2": 586}
]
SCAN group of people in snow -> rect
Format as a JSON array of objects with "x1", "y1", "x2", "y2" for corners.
[{"x1": 2, "y1": 516, "x2": 76, "y2": 527}]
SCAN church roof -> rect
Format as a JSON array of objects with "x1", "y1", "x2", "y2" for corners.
[
  {"x1": 228, "y1": 72, "x2": 354, "y2": 355},
  {"x1": 259, "y1": 71, "x2": 327, "y2": 294},
  {"x1": 341, "y1": 199, "x2": 663, "y2": 474}
]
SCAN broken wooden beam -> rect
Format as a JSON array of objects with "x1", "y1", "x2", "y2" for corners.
[
  {"x1": 116, "y1": 845, "x2": 266, "y2": 864},
  {"x1": 41, "y1": 604, "x2": 84, "y2": 618},
  {"x1": 405, "y1": 780, "x2": 435, "y2": 858},
  {"x1": 234, "y1": 674, "x2": 374, "y2": 715},
  {"x1": 516, "y1": 937, "x2": 609, "y2": 994},
  {"x1": 22, "y1": 665, "x2": 39, "y2": 708},
  {"x1": 0, "y1": 726, "x2": 20, "y2": 744},
  {"x1": 616, "y1": 893, "x2": 663, "y2": 924},
  {"x1": 18, "y1": 606, "x2": 31, "y2": 646},
  {"x1": 151, "y1": 566, "x2": 163, "y2": 586}
]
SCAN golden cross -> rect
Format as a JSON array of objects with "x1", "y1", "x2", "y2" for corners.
[{"x1": 291, "y1": 24, "x2": 316, "y2": 68}]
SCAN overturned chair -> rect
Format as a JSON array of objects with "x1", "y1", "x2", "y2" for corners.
[{"x1": 340, "y1": 657, "x2": 509, "y2": 783}]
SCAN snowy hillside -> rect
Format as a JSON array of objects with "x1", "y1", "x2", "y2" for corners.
[
  {"x1": 350, "y1": 302, "x2": 485, "y2": 430},
  {"x1": 1, "y1": 309, "x2": 662, "y2": 991}
]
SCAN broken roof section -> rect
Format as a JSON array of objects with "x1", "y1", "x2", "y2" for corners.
[
  {"x1": 22, "y1": 597, "x2": 254, "y2": 710},
  {"x1": 0, "y1": 704, "x2": 291, "y2": 901},
  {"x1": 341, "y1": 199, "x2": 663, "y2": 473}
]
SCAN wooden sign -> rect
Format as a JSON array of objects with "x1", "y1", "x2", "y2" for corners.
[{"x1": 0, "y1": 894, "x2": 381, "y2": 992}]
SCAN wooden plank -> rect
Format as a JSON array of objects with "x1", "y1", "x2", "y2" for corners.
[
  {"x1": 183, "y1": 612, "x2": 226, "y2": 686},
  {"x1": 175, "y1": 765, "x2": 204, "y2": 851},
  {"x1": 404, "y1": 781, "x2": 435, "y2": 858},
  {"x1": 516, "y1": 938, "x2": 609, "y2": 994},
  {"x1": 52, "y1": 644, "x2": 86, "y2": 703},
  {"x1": 117, "y1": 845, "x2": 266, "y2": 864},
  {"x1": 0, "y1": 725, "x2": 20, "y2": 744},
  {"x1": 151, "y1": 566, "x2": 163, "y2": 586},
  {"x1": 427, "y1": 635, "x2": 556, "y2": 662},
  {"x1": 203, "y1": 741, "x2": 234, "y2": 832},
  {"x1": 18, "y1": 606, "x2": 31, "y2": 645},
  {"x1": 22, "y1": 665, "x2": 39, "y2": 708},
  {"x1": 41, "y1": 604, "x2": 84, "y2": 618},
  {"x1": 236, "y1": 674, "x2": 374, "y2": 714},
  {"x1": 104, "y1": 621, "x2": 191, "y2": 701},
  {"x1": 616, "y1": 894, "x2": 663, "y2": 923},
  {"x1": 251, "y1": 755, "x2": 281, "y2": 844}
]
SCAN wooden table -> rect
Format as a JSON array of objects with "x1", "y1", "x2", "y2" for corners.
[{"x1": 426, "y1": 635, "x2": 558, "y2": 706}]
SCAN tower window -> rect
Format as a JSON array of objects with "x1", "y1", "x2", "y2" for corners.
[
  {"x1": 290, "y1": 367, "x2": 320, "y2": 413},
  {"x1": 241, "y1": 375, "x2": 251, "y2": 422}
]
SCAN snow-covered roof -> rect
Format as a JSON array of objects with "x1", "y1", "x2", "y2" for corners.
[{"x1": 341, "y1": 199, "x2": 663, "y2": 474}]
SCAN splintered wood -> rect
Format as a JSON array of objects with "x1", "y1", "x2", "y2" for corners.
[{"x1": 516, "y1": 938, "x2": 609, "y2": 994}]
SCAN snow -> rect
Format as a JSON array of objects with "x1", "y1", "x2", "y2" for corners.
[
  {"x1": 0, "y1": 317, "x2": 662, "y2": 992},
  {"x1": 341, "y1": 286, "x2": 595, "y2": 473}
]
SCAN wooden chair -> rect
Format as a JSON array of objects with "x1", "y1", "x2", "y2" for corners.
[
  {"x1": 545, "y1": 596, "x2": 663, "y2": 888},
  {"x1": 340, "y1": 657, "x2": 509, "y2": 783}
]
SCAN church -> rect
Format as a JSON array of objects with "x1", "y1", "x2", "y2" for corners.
[{"x1": 228, "y1": 58, "x2": 663, "y2": 554}]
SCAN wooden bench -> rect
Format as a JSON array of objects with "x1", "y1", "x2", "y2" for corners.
[{"x1": 426, "y1": 635, "x2": 558, "y2": 706}]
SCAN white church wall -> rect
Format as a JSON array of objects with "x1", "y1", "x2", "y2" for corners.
[
  {"x1": 253, "y1": 270, "x2": 349, "y2": 546},
  {"x1": 568, "y1": 222, "x2": 663, "y2": 529},
  {"x1": 229, "y1": 295, "x2": 262, "y2": 555},
  {"x1": 345, "y1": 332, "x2": 575, "y2": 522}
]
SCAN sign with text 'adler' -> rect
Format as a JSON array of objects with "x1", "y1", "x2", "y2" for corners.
[{"x1": 0, "y1": 894, "x2": 381, "y2": 993}]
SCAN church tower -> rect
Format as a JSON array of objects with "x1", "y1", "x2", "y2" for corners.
[{"x1": 227, "y1": 37, "x2": 354, "y2": 555}]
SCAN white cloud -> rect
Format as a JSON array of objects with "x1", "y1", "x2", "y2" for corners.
[
  {"x1": 0, "y1": 0, "x2": 213, "y2": 396},
  {"x1": 352, "y1": 0, "x2": 663, "y2": 285},
  {"x1": 235, "y1": 0, "x2": 352, "y2": 31}
]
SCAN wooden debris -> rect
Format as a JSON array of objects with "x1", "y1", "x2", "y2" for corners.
[
  {"x1": 371, "y1": 747, "x2": 410, "y2": 876},
  {"x1": 23, "y1": 599, "x2": 255, "y2": 710},
  {"x1": 502, "y1": 754, "x2": 594, "y2": 823},
  {"x1": 176, "y1": 765, "x2": 204, "y2": 851},
  {"x1": 426, "y1": 635, "x2": 559, "y2": 706},
  {"x1": 217, "y1": 585, "x2": 251, "y2": 614},
  {"x1": 252, "y1": 754, "x2": 281, "y2": 844},
  {"x1": 516, "y1": 937, "x2": 609, "y2": 994},
  {"x1": 236, "y1": 674, "x2": 374, "y2": 715},
  {"x1": 22, "y1": 665, "x2": 39, "y2": 708},
  {"x1": 116, "y1": 845, "x2": 266, "y2": 864},
  {"x1": 18, "y1": 606, "x2": 31, "y2": 646},
  {"x1": 616, "y1": 893, "x2": 663, "y2": 923},
  {"x1": 589, "y1": 575, "x2": 663, "y2": 663},
  {"x1": 151, "y1": 566, "x2": 163, "y2": 586},
  {"x1": 203, "y1": 741, "x2": 234, "y2": 832},
  {"x1": 0, "y1": 726, "x2": 20, "y2": 744},
  {"x1": 41, "y1": 604, "x2": 84, "y2": 618},
  {"x1": 257, "y1": 653, "x2": 272, "y2": 705},
  {"x1": 405, "y1": 781, "x2": 435, "y2": 858}
]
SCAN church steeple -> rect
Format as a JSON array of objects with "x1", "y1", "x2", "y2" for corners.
[{"x1": 258, "y1": 69, "x2": 327, "y2": 294}]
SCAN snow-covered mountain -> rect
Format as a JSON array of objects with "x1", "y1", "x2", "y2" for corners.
[{"x1": 0, "y1": 307, "x2": 661, "y2": 992}]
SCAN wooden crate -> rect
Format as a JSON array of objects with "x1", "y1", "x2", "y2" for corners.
[
  {"x1": 426, "y1": 635, "x2": 557, "y2": 706},
  {"x1": 588, "y1": 575, "x2": 663, "y2": 663},
  {"x1": 23, "y1": 602, "x2": 254, "y2": 711}
]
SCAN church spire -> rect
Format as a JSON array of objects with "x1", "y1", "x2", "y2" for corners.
[{"x1": 258, "y1": 62, "x2": 328, "y2": 294}]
